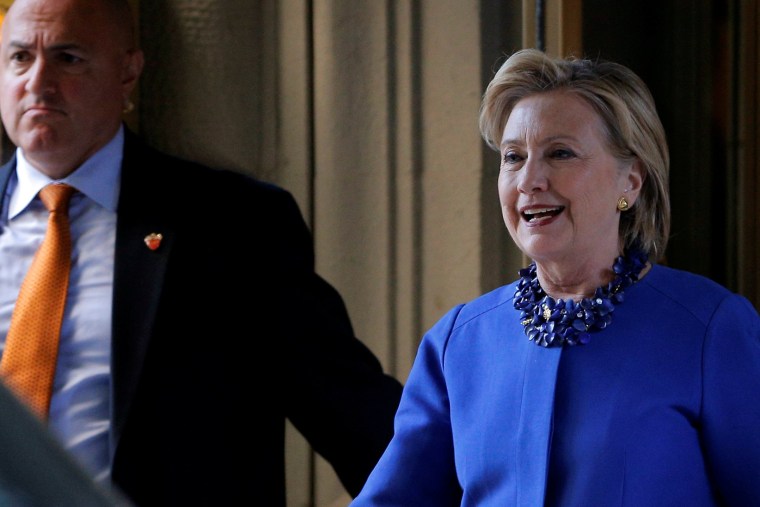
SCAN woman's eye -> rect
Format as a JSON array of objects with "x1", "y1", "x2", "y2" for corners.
[
  {"x1": 502, "y1": 151, "x2": 522, "y2": 164},
  {"x1": 551, "y1": 148, "x2": 575, "y2": 159}
]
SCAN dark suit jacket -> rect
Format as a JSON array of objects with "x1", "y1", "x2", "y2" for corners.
[{"x1": 0, "y1": 129, "x2": 402, "y2": 506}]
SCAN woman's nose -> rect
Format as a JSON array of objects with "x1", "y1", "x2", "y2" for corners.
[{"x1": 516, "y1": 157, "x2": 549, "y2": 194}]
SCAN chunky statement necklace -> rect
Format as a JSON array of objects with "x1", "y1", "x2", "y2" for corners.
[{"x1": 513, "y1": 248, "x2": 648, "y2": 347}]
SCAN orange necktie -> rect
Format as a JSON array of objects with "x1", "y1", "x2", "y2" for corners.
[{"x1": 1, "y1": 183, "x2": 76, "y2": 420}]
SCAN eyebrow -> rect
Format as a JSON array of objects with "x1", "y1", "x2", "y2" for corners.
[
  {"x1": 500, "y1": 138, "x2": 522, "y2": 149},
  {"x1": 500, "y1": 134, "x2": 579, "y2": 149},
  {"x1": 7, "y1": 41, "x2": 83, "y2": 52}
]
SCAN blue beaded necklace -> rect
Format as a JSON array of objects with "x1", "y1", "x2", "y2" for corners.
[{"x1": 513, "y1": 248, "x2": 648, "y2": 347}]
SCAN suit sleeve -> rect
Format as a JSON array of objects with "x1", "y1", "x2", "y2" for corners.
[
  {"x1": 701, "y1": 293, "x2": 760, "y2": 505},
  {"x1": 267, "y1": 188, "x2": 403, "y2": 497},
  {"x1": 351, "y1": 306, "x2": 464, "y2": 506}
]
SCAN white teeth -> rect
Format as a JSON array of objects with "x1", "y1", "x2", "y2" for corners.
[{"x1": 523, "y1": 207, "x2": 559, "y2": 215}]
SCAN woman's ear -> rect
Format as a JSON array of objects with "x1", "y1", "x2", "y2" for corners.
[{"x1": 623, "y1": 159, "x2": 645, "y2": 205}]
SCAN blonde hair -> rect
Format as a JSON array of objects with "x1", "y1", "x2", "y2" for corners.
[{"x1": 479, "y1": 49, "x2": 670, "y2": 260}]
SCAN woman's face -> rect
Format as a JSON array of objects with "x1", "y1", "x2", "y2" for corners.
[{"x1": 498, "y1": 90, "x2": 641, "y2": 270}]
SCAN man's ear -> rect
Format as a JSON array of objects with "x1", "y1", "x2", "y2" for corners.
[{"x1": 121, "y1": 48, "x2": 145, "y2": 95}]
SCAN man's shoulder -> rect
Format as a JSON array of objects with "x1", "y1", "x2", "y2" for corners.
[{"x1": 124, "y1": 132, "x2": 294, "y2": 208}]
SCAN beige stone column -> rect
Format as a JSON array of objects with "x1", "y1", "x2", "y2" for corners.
[{"x1": 309, "y1": 0, "x2": 522, "y2": 503}]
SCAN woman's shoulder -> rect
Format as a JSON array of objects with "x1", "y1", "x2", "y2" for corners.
[
  {"x1": 641, "y1": 264, "x2": 758, "y2": 324},
  {"x1": 432, "y1": 282, "x2": 519, "y2": 335},
  {"x1": 645, "y1": 264, "x2": 732, "y2": 298}
]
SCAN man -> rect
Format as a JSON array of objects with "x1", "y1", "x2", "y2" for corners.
[{"x1": 0, "y1": 0, "x2": 402, "y2": 505}]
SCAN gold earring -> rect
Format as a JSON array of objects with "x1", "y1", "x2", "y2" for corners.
[
  {"x1": 617, "y1": 196, "x2": 629, "y2": 211},
  {"x1": 123, "y1": 100, "x2": 135, "y2": 114}
]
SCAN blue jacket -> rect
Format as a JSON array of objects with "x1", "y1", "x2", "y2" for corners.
[{"x1": 352, "y1": 264, "x2": 760, "y2": 506}]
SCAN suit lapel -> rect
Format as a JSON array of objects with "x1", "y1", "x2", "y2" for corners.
[
  {"x1": 110, "y1": 132, "x2": 176, "y2": 455},
  {"x1": 0, "y1": 157, "x2": 16, "y2": 210}
]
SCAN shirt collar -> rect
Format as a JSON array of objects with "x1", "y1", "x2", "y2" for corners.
[{"x1": 9, "y1": 126, "x2": 124, "y2": 219}]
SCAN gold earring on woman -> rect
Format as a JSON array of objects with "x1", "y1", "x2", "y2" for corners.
[
  {"x1": 123, "y1": 100, "x2": 135, "y2": 114},
  {"x1": 617, "y1": 196, "x2": 629, "y2": 211}
]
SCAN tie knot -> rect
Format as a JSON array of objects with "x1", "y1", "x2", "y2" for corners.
[{"x1": 39, "y1": 184, "x2": 76, "y2": 214}]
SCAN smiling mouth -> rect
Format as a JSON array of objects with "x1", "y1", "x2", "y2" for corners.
[{"x1": 522, "y1": 206, "x2": 564, "y2": 222}]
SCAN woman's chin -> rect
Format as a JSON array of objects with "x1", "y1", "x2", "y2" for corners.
[{"x1": 517, "y1": 238, "x2": 568, "y2": 264}]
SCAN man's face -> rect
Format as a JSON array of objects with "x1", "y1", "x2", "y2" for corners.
[{"x1": 0, "y1": 0, "x2": 143, "y2": 178}]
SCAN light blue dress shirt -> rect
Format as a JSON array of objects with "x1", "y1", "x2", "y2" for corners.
[{"x1": 0, "y1": 127, "x2": 123, "y2": 483}]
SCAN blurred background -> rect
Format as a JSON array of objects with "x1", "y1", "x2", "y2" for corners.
[{"x1": 1, "y1": 1, "x2": 757, "y2": 506}]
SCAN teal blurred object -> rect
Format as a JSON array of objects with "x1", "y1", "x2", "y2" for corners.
[{"x1": 0, "y1": 381, "x2": 132, "y2": 507}]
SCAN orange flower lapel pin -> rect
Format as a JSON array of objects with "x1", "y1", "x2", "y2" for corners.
[{"x1": 144, "y1": 233, "x2": 163, "y2": 251}]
